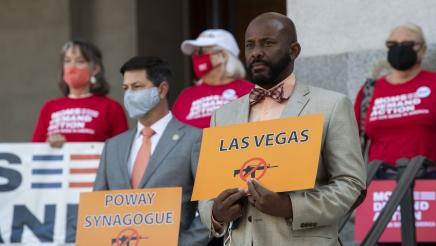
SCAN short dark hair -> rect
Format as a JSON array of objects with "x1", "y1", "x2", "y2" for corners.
[
  {"x1": 59, "y1": 39, "x2": 110, "y2": 96},
  {"x1": 120, "y1": 56, "x2": 172, "y2": 87}
]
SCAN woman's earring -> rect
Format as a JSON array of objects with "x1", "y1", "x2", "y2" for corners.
[{"x1": 90, "y1": 75, "x2": 97, "y2": 84}]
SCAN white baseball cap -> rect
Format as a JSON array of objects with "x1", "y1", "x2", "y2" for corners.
[{"x1": 181, "y1": 29, "x2": 240, "y2": 57}]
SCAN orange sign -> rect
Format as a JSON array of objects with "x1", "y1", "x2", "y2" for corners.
[
  {"x1": 191, "y1": 114, "x2": 323, "y2": 201},
  {"x1": 76, "y1": 187, "x2": 181, "y2": 246}
]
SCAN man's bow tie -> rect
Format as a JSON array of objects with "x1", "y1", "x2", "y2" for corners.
[{"x1": 249, "y1": 83, "x2": 288, "y2": 106}]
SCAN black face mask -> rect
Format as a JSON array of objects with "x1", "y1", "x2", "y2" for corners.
[{"x1": 387, "y1": 44, "x2": 417, "y2": 71}]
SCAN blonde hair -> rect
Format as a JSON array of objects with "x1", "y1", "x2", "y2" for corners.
[
  {"x1": 207, "y1": 46, "x2": 246, "y2": 80},
  {"x1": 224, "y1": 51, "x2": 246, "y2": 79},
  {"x1": 390, "y1": 23, "x2": 427, "y2": 48}
]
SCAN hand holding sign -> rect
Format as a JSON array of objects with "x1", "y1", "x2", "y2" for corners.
[
  {"x1": 212, "y1": 188, "x2": 246, "y2": 224},
  {"x1": 191, "y1": 114, "x2": 323, "y2": 201},
  {"x1": 247, "y1": 179, "x2": 293, "y2": 219}
]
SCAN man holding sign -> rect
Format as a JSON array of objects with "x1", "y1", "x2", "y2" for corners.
[
  {"x1": 93, "y1": 56, "x2": 209, "y2": 246},
  {"x1": 198, "y1": 13, "x2": 366, "y2": 245}
]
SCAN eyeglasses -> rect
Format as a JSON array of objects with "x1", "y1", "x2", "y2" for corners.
[{"x1": 385, "y1": 40, "x2": 423, "y2": 49}]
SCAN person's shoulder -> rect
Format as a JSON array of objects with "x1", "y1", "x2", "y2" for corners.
[
  {"x1": 175, "y1": 85, "x2": 202, "y2": 102},
  {"x1": 181, "y1": 84, "x2": 202, "y2": 93},
  {"x1": 106, "y1": 128, "x2": 134, "y2": 145},
  {"x1": 421, "y1": 69, "x2": 436, "y2": 78},
  {"x1": 173, "y1": 85, "x2": 200, "y2": 108},
  {"x1": 306, "y1": 84, "x2": 350, "y2": 106},
  {"x1": 308, "y1": 85, "x2": 346, "y2": 99},
  {"x1": 93, "y1": 95, "x2": 119, "y2": 103},
  {"x1": 215, "y1": 94, "x2": 249, "y2": 115},
  {"x1": 94, "y1": 95, "x2": 124, "y2": 108},
  {"x1": 42, "y1": 96, "x2": 68, "y2": 107},
  {"x1": 304, "y1": 85, "x2": 355, "y2": 121},
  {"x1": 169, "y1": 117, "x2": 202, "y2": 144},
  {"x1": 172, "y1": 117, "x2": 202, "y2": 135}
]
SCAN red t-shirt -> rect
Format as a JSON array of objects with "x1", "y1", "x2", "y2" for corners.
[
  {"x1": 354, "y1": 70, "x2": 436, "y2": 165},
  {"x1": 32, "y1": 95, "x2": 128, "y2": 142},
  {"x1": 172, "y1": 80, "x2": 254, "y2": 128}
]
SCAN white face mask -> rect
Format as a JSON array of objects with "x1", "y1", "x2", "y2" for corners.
[{"x1": 124, "y1": 87, "x2": 160, "y2": 119}]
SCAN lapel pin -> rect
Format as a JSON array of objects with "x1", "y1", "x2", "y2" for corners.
[{"x1": 172, "y1": 134, "x2": 180, "y2": 141}]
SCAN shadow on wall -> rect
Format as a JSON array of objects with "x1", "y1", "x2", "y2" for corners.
[{"x1": 294, "y1": 43, "x2": 436, "y2": 102}]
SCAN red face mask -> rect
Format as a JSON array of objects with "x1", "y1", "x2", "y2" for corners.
[
  {"x1": 63, "y1": 67, "x2": 91, "y2": 89},
  {"x1": 192, "y1": 53, "x2": 217, "y2": 78}
]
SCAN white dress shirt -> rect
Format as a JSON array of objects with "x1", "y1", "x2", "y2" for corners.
[{"x1": 127, "y1": 112, "x2": 173, "y2": 176}]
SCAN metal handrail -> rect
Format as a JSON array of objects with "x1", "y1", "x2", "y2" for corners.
[{"x1": 396, "y1": 158, "x2": 416, "y2": 246}]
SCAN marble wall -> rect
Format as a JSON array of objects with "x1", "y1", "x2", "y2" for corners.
[{"x1": 287, "y1": 0, "x2": 436, "y2": 101}]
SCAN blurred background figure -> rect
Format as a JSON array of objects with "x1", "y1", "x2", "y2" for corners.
[
  {"x1": 354, "y1": 23, "x2": 436, "y2": 177},
  {"x1": 32, "y1": 39, "x2": 128, "y2": 147},
  {"x1": 172, "y1": 29, "x2": 253, "y2": 128}
]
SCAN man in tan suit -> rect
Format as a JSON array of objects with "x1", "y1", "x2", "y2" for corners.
[{"x1": 199, "y1": 13, "x2": 366, "y2": 246}]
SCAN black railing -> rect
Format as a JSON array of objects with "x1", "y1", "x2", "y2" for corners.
[{"x1": 396, "y1": 158, "x2": 416, "y2": 246}]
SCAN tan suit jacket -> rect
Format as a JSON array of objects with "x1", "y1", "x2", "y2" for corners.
[{"x1": 199, "y1": 82, "x2": 366, "y2": 246}]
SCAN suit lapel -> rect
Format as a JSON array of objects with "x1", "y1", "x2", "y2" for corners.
[
  {"x1": 232, "y1": 84, "x2": 310, "y2": 123},
  {"x1": 117, "y1": 128, "x2": 136, "y2": 188},
  {"x1": 138, "y1": 117, "x2": 184, "y2": 187},
  {"x1": 280, "y1": 81, "x2": 311, "y2": 117},
  {"x1": 232, "y1": 95, "x2": 250, "y2": 124}
]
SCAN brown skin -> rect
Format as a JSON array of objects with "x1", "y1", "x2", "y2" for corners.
[
  {"x1": 245, "y1": 12, "x2": 301, "y2": 89},
  {"x1": 212, "y1": 13, "x2": 297, "y2": 228},
  {"x1": 212, "y1": 188, "x2": 246, "y2": 223},
  {"x1": 247, "y1": 179, "x2": 292, "y2": 218}
]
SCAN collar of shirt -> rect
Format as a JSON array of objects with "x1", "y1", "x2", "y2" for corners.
[
  {"x1": 249, "y1": 73, "x2": 296, "y2": 122},
  {"x1": 135, "y1": 111, "x2": 173, "y2": 139},
  {"x1": 128, "y1": 112, "x2": 173, "y2": 177}
]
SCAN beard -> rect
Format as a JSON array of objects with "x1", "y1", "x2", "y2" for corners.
[{"x1": 247, "y1": 53, "x2": 291, "y2": 87}]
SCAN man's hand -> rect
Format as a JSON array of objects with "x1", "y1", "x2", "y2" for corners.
[
  {"x1": 212, "y1": 188, "x2": 246, "y2": 224},
  {"x1": 247, "y1": 179, "x2": 293, "y2": 219}
]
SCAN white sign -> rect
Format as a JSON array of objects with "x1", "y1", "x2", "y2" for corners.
[{"x1": 0, "y1": 143, "x2": 102, "y2": 245}]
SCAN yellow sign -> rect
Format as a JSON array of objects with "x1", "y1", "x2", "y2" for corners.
[
  {"x1": 76, "y1": 187, "x2": 181, "y2": 246},
  {"x1": 191, "y1": 114, "x2": 323, "y2": 201}
]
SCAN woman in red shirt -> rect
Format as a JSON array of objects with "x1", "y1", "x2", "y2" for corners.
[
  {"x1": 355, "y1": 24, "x2": 436, "y2": 177},
  {"x1": 32, "y1": 39, "x2": 128, "y2": 147},
  {"x1": 173, "y1": 29, "x2": 254, "y2": 128}
]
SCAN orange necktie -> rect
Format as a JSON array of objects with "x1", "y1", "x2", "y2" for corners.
[{"x1": 131, "y1": 127, "x2": 155, "y2": 188}]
